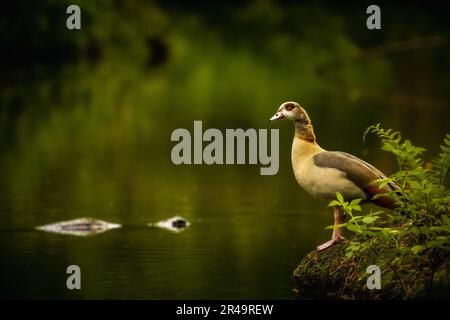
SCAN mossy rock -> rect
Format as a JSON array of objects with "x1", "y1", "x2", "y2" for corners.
[{"x1": 292, "y1": 238, "x2": 450, "y2": 299}]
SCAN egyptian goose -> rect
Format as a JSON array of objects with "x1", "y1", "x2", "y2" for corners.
[{"x1": 270, "y1": 101, "x2": 398, "y2": 251}]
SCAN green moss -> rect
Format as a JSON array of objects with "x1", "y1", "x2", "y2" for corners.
[{"x1": 292, "y1": 236, "x2": 450, "y2": 300}]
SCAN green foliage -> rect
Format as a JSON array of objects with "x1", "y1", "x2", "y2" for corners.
[{"x1": 329, "y1": 125, "x2": 450, "y2": 296}]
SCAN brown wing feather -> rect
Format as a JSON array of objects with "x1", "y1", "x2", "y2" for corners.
[{"x1": 313, "y1": 151, "x2": 398, "y2": 209}]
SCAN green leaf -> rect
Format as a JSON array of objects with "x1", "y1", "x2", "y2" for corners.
[
  {"x1": 328, "y1": 200, "x2": 341, "y2": 207},
  {"x1": 411, "y1": 245, "x2": 425, "y2": 255},
  {"x1": 410, "y1": 227, "x2": 420, "y2": 236},
  {"x1": 347, "y1": 224, "x2": 362, "y2": 233},
  {"x1": 409, "y1": 180, "x2": 421, "y2": 189},
  {"x1": 345, "y1": 251, "x2": 354, "y2": 259},
  {"x1": 336, "y1": 192, "x2": 344, "y2": 203},
  {"x1": 362, "y1": 216, "x2": 379, "y2": 224},
  {"x1": 325, "y1": 223, "x2": 347, "y2": 230},
  {"x1": 363, "y1": 124, "x2": 379, "y2": 143}
]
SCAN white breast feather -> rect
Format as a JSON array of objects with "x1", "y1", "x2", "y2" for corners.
[{"x1": 292, "y1": 155, "x2": 367, "y2": 201}]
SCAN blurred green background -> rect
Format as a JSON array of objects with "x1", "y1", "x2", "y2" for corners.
[{"x1": 0, "y1": 0, "x2": 449, "y2": 299}]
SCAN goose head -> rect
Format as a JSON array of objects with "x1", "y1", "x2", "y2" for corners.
[
  {"x1": 270, "y1": 101, "x2": 316, "y2": 143},
  {"x1": 269, "y1": 101, "x2": 310, "y2": 122}
]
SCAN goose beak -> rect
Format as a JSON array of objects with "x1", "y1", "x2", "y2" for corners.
[{"x1": 269, "y1": 112, "x2": 285, "y2": 122}]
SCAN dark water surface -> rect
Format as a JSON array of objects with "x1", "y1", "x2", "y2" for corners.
[{"x1": 0, "y1": 169, "x2": 331, "y2": 299}]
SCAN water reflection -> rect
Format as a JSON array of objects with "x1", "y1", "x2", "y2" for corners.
[{"x1": 149, "y1": 216, "x2": 190, "y2": 233}]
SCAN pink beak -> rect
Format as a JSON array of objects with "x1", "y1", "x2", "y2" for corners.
[{"x1": 269, "y1": 112, "x2": 285, "y2": 122}]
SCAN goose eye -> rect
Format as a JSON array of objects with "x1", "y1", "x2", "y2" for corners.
[{"x1": 284, "y1": 103, "x2": 294, "y2": 111}]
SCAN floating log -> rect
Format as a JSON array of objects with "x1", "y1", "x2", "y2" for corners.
[{"x1": 36, "y1": 218, "x2": 121, "y2": 236}]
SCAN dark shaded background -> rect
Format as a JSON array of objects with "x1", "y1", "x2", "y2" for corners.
[{"x1": 0, "y1": 0, "x2": 449, "y2": 299}]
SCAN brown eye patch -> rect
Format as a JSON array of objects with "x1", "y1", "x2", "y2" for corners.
[{"x1": 284, "y1": 103, "x2": 295, "y2": 111}]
